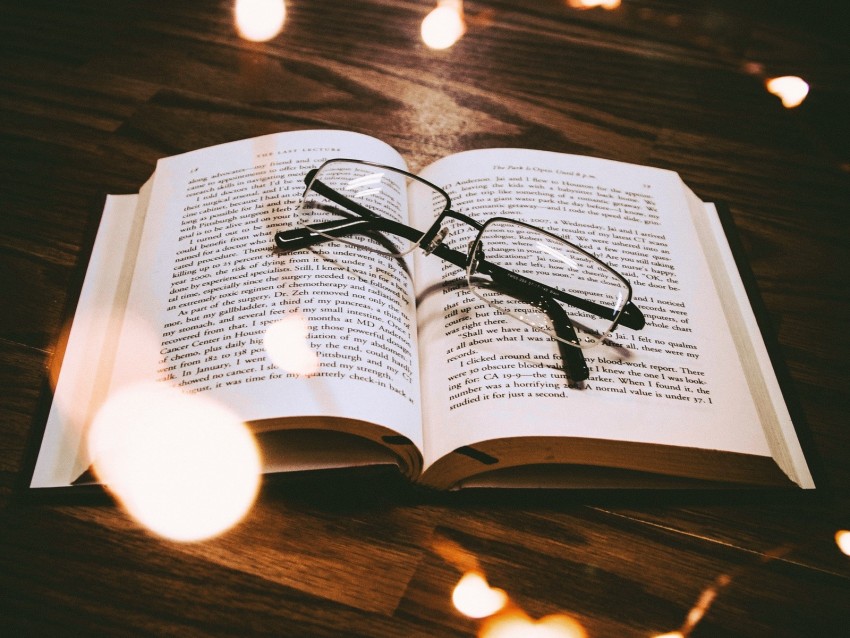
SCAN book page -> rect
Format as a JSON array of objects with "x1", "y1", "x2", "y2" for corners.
[
  {"x1": 411, "y1": 149, "x2": 775, "y2": 472},
  {"x1": 31, "y1": 190, "x2": 150, "y2": 488},
  {"x1": 690, "y1": 198, "x2": 813, "y2": 488},
  {"x1": 108, "y1": 130, "x2": 424, "y2": 455}
]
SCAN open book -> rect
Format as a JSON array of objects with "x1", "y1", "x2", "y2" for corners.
[{"x1": 30, "y1": 130, "x2": 814, "y2": 491}]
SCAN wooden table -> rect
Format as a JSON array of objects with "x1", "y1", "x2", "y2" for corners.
[{"x1": 2, "y1": 1, "x2": 849, "y2": 635}]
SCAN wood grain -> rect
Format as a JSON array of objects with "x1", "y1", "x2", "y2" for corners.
[{"x1": 2, "y1": 0, "x2": 849, "y2": 635}]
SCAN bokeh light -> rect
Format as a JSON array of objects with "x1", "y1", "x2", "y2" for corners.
[
  {"x1": 566, "y1": 0, "x2": 621, "y2": 9},
  {"x1": 421, "y1": 3, "x2": 466, "y2": 50},
  {"x1": 234, "y1": 0, "x2": 286, "y2": 42},
  {"x1": 836, "y1": 530, "x2": 850, "y2": 556},
  {"x1": 765, "y1": 75, "x2": 809, "y2": 108},
  {"x1": 480, "y1": 609, "x2": 587, "y2": 638},
  {"x1": 88, "y1": 383, "x2": 261, "y2": 542},
  {"x1": 452, "y1": 571, "x2": 508, "y2": 619},
  {"x1": 48, "y1": 312, "x2": 161, "y2": 446},
  {"x1": 264, "y1": 313, "x2": 320, "y2": 375}
]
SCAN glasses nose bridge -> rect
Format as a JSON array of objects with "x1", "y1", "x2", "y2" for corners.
[
  {"x1": 422, "y1": 226, "x2": 449, "y2": 255},
  {"x1": 466, "y1": 237, "x2": 484, "y2": 273}
]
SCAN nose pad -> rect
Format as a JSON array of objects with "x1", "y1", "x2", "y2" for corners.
[
  {"x1": 423, "y1": 226, "x2": 449, "y2": 255},
  {"x1": 467, "y1": 240, "x2": 484, "y2": 273}
]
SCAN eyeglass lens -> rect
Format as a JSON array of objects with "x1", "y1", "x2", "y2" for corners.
[
  {"x1": 466, "y1": 219, "x2": 629, "y2": 348},
  {"x1": 299, "y1": 160, "x2": 449, "y2": 257}
]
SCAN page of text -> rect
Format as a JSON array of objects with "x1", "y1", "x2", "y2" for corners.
[
  {"x1": 108, "y1": 130, "x2": 424, "y2": 451},
  {"x1": 411, "y1": 149, "x2": 772, "y2": 469}
]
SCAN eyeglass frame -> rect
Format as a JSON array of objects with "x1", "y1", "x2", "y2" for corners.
[{"x1": 274, "y1": 158, "x2": 645, "y2": 382}]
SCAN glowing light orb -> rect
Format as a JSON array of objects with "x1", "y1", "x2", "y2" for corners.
[
  {"x1": 766, "y1": 76, "x2": 809, "y2": 108},
  {"x1": 451, "y1": 571, "x2": 508, "y2": 619},
  {"x1": 481, "y1": 610, "x2": 587, "y2": 638},
  {"x1": 836, "y1": 530, "x2": 850, "y2": 556},
  {"x1": 235, "y1": 0, "x2": 286, "y2": 42},
  {"x1": 264, "y1": 313, "x2": 320, "y2": 376},
  {"x1": 421, "y1": 5, "x2": 466, "y2": 50},
  {"x1": 567, "y1": 0, "x2": 621, "y2": 9},
  {"x1": 88, "y1": 384, "x2": 261, "y2": 542}
]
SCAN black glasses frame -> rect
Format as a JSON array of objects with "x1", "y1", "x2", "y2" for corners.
[{"x1": 274, "y1": 159, "x2": 645, "y2": 382}]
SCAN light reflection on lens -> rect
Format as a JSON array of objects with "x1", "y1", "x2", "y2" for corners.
[
  {"x1": 452, "y1": 571, "x2": 508, "y2": 619},
  {"x1": 234, "y1": 0, "x2": 286, "y2": 42},
  {"x1": 88, "y1": 383, "x2": 261, "y2": 542},
  {"x1": 347, "y1": 172, "x2": 385, "y2": 189},
  {"x1": 422, "y1": 2, "x2": 466, "y2": 50},
  {"x1": 264, "y1": 312, "x2": 320, "y2": 376},
  {"x1": 535, "y1": 242, "x2": 580, "y2": 270},
  {"x1": 765, "y1": 76, "x2": 809, "y2": 108}
]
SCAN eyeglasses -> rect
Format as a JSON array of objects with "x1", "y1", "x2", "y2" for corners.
[{"x1": 274, "y1": 159, "x2": 645, "y2": 381}]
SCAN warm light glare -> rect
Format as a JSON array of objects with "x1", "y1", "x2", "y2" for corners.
[
  {"x1": 567, "y1": 0, "x2": 621, "y2": 9},
  {"x1": 452, "y1": 571, "x2": 508, "y2": 619},
  {"x1": 836, "y1": 530, "x2": 850, "y2": 556},
  {"x1": 234, "y1": 0, "x2": 286, "y2": 42},
  {"x1": 88, "y1": 384, "x2": 261, "y2": 542},
  {"x1": 264, "y1": 313, "x2": 320, "y2": 375},
  {"x1": 49, "y1": 313, "x2": 160, "y2": 440},
  {"x1": 765, "y1": 76, "x2": 809, "y2": 108},
  {"x1": 659, "y1": 573, "x2": 731, "y2": 638},
  {"x1": 421, "y1": 3, "x2": 466, "y2": 50},
  {"x1": 481, "y1": 610, "x2": 587, "y2": 638}
]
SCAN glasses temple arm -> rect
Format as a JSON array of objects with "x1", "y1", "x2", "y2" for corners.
[
  {"x1": 541, "y1": 296, "x2": 590, "y2": 381},
  {"x1": 478, "y1": 275, "x2": 588, "y2": 381},
  {"x1": 537, "y1": 295, "x2": 590, "y2": 382},
  {"x1": 274, "y1": 215, "x2": 435, "y2": 254},
  {"x1": 506, "y1": 284, "x2": 590, "y2": 381}
]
